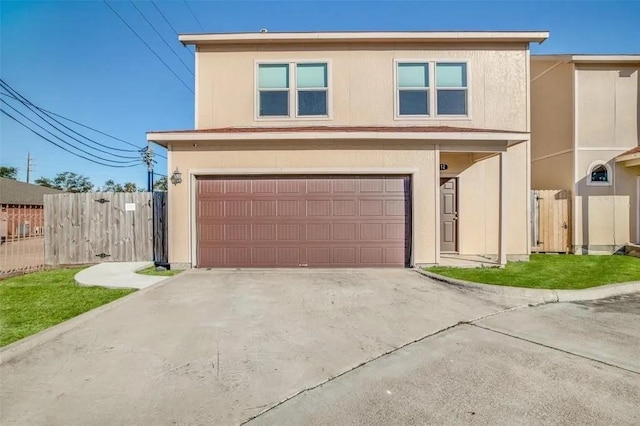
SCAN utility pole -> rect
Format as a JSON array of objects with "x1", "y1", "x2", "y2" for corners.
[
  {"x1": 26, "y1": 151, "x2": 34, "y2": 183},
  {"x1": 140, "y1": 145, "x2": 155, "y2": 191}
]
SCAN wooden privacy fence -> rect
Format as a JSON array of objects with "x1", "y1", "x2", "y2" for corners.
[
  {"x1": 152, "y1": 191, "x2": 168, "y2": 265},
  {"x1": 532, "y1": 189, "x2": 571, "y2": 253},
  {"x1": 45, "y1": 192, "x2": 154, "y2": 265}
]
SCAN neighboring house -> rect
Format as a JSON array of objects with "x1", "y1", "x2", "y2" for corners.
[
  {"x1": 531, "y1": 55, "x2": 640, "y2": 253},
  {"x1": 147, "y1": 31, "x2": 549, "y2": 268},
  {"x1": 0, "y1": 177, "x2": 62, "y2": 241}
]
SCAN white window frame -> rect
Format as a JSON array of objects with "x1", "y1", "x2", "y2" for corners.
[
  {"x1": 255, "y1": 60, "x2": 331, "y2": 121},
  {"x1": 394, "y1": 60, "x2": 432, "y2": 118},
  {"x1": 586, "y1": 161, "x2": 613, "y2": 187},
  {"x1": 394, "y1": 59, "x2": 471, "y2": 121},
  {"x1": 435, "y1": 61, "x2": 469, "y2": 118}
]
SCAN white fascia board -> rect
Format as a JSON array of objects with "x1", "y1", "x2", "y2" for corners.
[
  {"x1": 147, "y1": 131, "x2": 529, "y2": 144},
  {"x1": 179, "y1": 31, "x2": 550, "y2": 45}
]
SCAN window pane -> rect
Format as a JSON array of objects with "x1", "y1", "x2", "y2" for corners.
[
  {"x1": 298, "y1": 91, "x2": 327, "y2": 115},
  {"x1": 259, "y1": 91, "x2": 288, "y2": 116},
  {"x1": 591, "y1": 165, "x2": 609, "y2": 182},
  {"x1": 259, "y1": 64, "x2": 289, "y2": 89},
  {"x1": 398, "y1": 63, "x2": 429, "y2": 88},
  {"x1": 297, "y1": 63, "x2": 327, "y2": 88},
  {"x1": 437, "y1": 90, "x2": 466, "y2": 115},
  {"x1": 399, "y1": 90, "x2": 429, "y2": 115},
  {"x1": 437, "y1": 63, "x2": 467, "y2": 87}
]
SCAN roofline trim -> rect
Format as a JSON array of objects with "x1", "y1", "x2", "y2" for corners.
[
  {"x1": 532, "y1": 54, "x2": 640, "y2": 64},
  {"x1": 147, "y1": 130, "x2": 530, "y2": 146},
  {"x1": 179, "y1": 31, "x2": 549, "y2": 46}
]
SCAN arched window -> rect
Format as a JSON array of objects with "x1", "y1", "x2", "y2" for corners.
[{"x1": 587, "y1": 161, "x2": 612, "y2": 186}]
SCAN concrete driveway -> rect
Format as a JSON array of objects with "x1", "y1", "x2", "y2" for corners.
[{"x1": 1, "y1": 269, "x2": 638, "y2": 425}]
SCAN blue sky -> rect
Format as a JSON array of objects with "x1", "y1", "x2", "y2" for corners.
[{"x1": 1, "y1": 0, "x2": 639, "y2": 188}]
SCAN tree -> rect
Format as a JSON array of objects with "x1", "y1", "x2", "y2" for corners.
[
  {"x1": 153, "y1": 176, "x2": 167, "y2": 191},
  {"x1": 34, "y1": 176, "x2": 55, "y2": 188},
  {"x1": 101, "y1": 180, "x2": 141, "y2": 192},
  {"x1": 35, "y1": 172, "x2": 93, "y2": 192},
  {"x1": 101, "y1": 179, "x2": 124, "y2": 192},
  {"x1": 0, "y1": 166, "x2": 18, "y2": 180}
]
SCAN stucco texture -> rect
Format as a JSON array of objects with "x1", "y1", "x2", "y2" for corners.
[
  {"x1": 167, "y1": 141, "x2": 528, "y2": 266},
  {"x1": 195, "y1": 44, "x2": 528, "y2": 132}
]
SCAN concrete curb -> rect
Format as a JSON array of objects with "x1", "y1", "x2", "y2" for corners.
[
  {"x1": 414, "y1": 268, "x2": 640, "y2": 303},
  {"x1": 0, "y1": 271, "x2": 195, "y2": 365}
]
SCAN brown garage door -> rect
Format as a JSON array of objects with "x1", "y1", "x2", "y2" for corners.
[{"x1": 197, "y1": 175, "x2": 411, "y2": 267}]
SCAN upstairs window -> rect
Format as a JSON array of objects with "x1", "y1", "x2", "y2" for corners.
[
  {"x1": 587, "y1": 162, "x2": 612, "y2": 186},
  {"x1": 436, "y1": 63, "x2": 468, "y2": 115},
  {"x1": 257, "y1": 62, "x2": 329, "y2": 118},
  {"x1": 297, "y1": 63, "x2": 328, "y2": 116},
  {"x1": 397, "y1": 63, "x2": 430, "y2": 116},
  {"x1": 258, "y1": 64, "x2": 290, "y2": 116}
]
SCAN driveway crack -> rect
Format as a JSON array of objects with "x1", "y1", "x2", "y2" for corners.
[
  {"x1": 469, "y1": 323, "x2": 640, "y2": 375},
  {"x1": 240, "y1": 304, "x2": 530, "y2": 424}
]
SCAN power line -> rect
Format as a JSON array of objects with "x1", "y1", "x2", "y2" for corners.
[
  {"x1": 1, "y1": 108, "x2": 141, "y2": 169},
  {"x1": 151, "y1": 0, "x2": 184, "y2": 40},
  {"x1": 129, "y1": 1, "x2": 194, "y2": 75},
  {"x1": 0, "y1": 90, "x2": 167, "y2": 161},
  {"x1": 0, "y1": 81, "x2": 140, "y2": 159},
  {"x1": 183, "y1": 0, "x2": 204, "y2": 32},
  {"x1": 1, "y1": 99, "x2": 140, "y2": 165},
  {"x1": 103, "y1": 0, "x2": 194, "y2": 94}
]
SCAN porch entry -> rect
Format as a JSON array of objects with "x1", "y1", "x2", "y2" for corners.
[{"x1": 440, "y1": 178, "x2": 458, "y2": 252}]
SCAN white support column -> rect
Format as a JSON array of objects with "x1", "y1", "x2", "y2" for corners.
[
  {"x1": 434, "y1": 145, "x2": 440, "y2": 265},
  {"x1": 498, "y1": 151, "x2": 508, "y2": 266}
]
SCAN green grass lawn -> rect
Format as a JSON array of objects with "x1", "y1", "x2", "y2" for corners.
[
  {"x1": 425, "y1": 254, "x2": 640, "y2": 290},
  {"x1": 136, "y1": 266, "x2": 182, "y2": 277},
  {"x1": 0, "y1": 268, "x2": 136, "y2": 347}
]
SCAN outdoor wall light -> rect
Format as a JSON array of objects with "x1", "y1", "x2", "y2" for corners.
[{"x1": 170, "y1": 168, "x2": 183, "y2": 185}]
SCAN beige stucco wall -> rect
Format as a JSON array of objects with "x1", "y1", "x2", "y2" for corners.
[
  {"x1": 574, "y1": 150, "x2": 638, "y2": 252},
  {"x1": 169, "y1": 141, "x2": 529, "y2": 264},
  {"x1": 167, "y1": 141, "x2": 529, "y2": 266},
  {"x1": 442, "y1": 143, "x2": 529, "y2": 258},
  {"x1": 530, "y1": 59, "x2": 574, "y2": 191},
  {"x1": 531, "y1": 60, "x2": 639, "y2": 251},
  {"x1": 573, "y1": 65, "x2": 639, "y2": 251},
  {"x1": 576, "y1": 65, "x2": 639, "y2": 149},
  {"x1": 195, "y1": 43, "x2": 529, "y2": 132}
]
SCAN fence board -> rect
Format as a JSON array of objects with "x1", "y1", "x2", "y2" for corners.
[
  {"x1": 532, "y1": 190, "x2": 571, "y2": 253},
  {"x1": 153, "y1": 192, "x2": 168, "y2": 264},
  {"x1": 44, "y1": 192, "x2": 153, "y2": 265}
]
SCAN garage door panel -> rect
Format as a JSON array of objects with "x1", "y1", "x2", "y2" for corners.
[
  {"x1": 252, "y1": 200, "x2": 277, "y2": 217},
  {"x1": 276, "y1": 224, "x2": 301, "y2": 241},
  {"x1": 360, "y1": 247, "x2": 383, "y2": 264},
  {"x1": 197, "y1": 176, "x2": 410, "y2": 267},
  {"x1": 252, "y1": 224, "x2": 276, "y2": 241},
  {"x1": 333, "y1": 200, "x2": 357, "y2": 216},
  {"x1": 251, "y1": 180, "x2": 277, "y2": 194},
  {"x1": 277, "y1": 247, "x2": 301, "y2": 265},
  {"x1": 306, "y1": 200, "x2": 331, "y2": 216},
  {"x1": 333, "y1": 223, "x2": 357, "y2": 240},
  {"x1": 333, "y1": 247, "x2": 356, "y2": 263},
  {"x1": 308, "y1": 247, "x2": 331, "y2": 264},
  {"x1": 360, "y1": 199, "x2": 384, "y2": 216},
  {"x1": 307, "y1": 223, "x2": 331, "y2": 241},
  {"x1": 225, "y1": 224, "x2": 249, "y2": 241}
]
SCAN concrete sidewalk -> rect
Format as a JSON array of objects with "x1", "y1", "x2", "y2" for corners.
[{"x1": 74, "y1": 262, "x2": 167, "y2": 289}]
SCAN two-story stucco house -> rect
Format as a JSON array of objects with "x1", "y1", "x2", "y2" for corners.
[
  {"x1": 147, "y1": 31, "x2": 549, "y2": 269},
  {"x1": 531, "y1": 55, "x2": 640, "y2": 253}
]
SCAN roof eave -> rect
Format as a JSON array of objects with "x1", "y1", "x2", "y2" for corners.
[
  {"x1": 532, "y1": 54, "x2": 640, "y2": 64},
  {"x1": 179, "y1": 31, "x2": 549, "y2": 46},
  {"x1": 147, "y1": 130, "x2": 530, "y2": 146}
]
